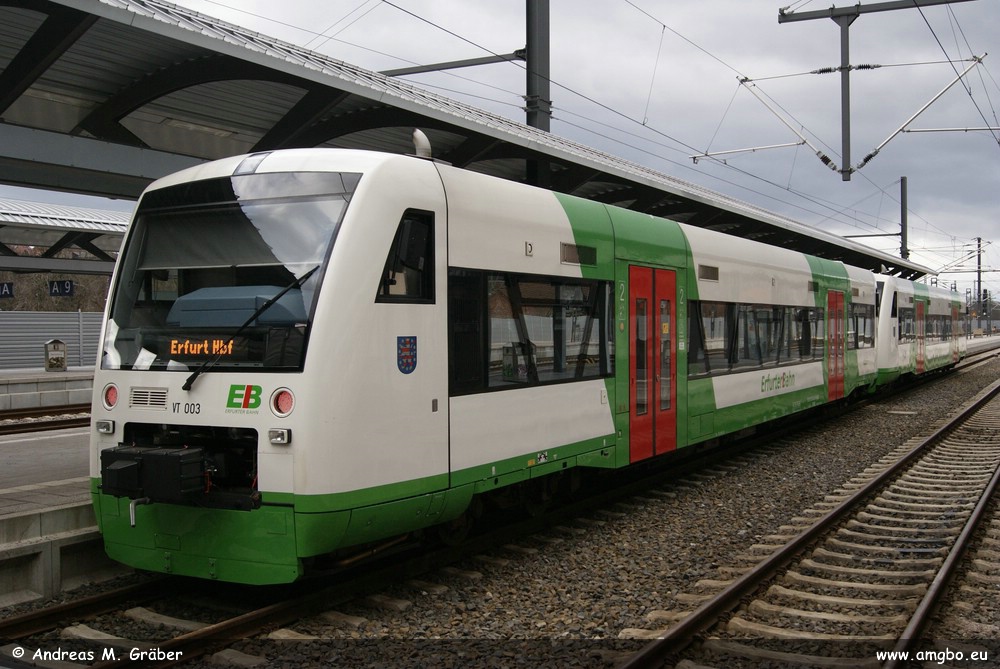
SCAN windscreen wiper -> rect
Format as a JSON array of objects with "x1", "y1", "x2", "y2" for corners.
[{"x1": 182, "y1": 265, "x2": 320, "y2": 391}]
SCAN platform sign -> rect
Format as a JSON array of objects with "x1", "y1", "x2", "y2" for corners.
[
  {"x1": 48, "y1": 280, "x2": 74, "y2": 297},
  {"x1": 0, "y1": 282, "x2": 12, "y2": 298}
]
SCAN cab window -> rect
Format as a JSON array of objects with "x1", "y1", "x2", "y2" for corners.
[{"x1": 376, "y1": 210, "x2": 434, "y2": 303}]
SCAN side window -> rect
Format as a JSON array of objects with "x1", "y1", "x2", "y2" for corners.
[
  {"x1": 730, "y1": 305, "x2": 762, "y2": 371},
  {"x1": 376, "y1": 210, "x2": 434, "y2": 303},
  {"x1": 847, "y1": 303, "x2": 858, "y2": 350},
  {"x1": 688, "y1": 302, "x2": 831, "y2": 379},
  {"x1": 447, "y1": 268, "x2": 614, "y2": 396},
  {"x1": 792, "y1": 307, "x2": 824, "y2": 360},
  {"x1": 898, "y1": 307, "x2": 915, "y2": 342},
  {"x1": 701, "y1": 302, "x2": 729, "y2": 374},
  {"x1": 687, "y1": 301, "x2": 708, "y2": 376},
  {"x1": 847, "y1": 302, "x2": 876, "y2": 350},
  {"x1": 448, "y1": 269, "x2": 486, "y2": 395}
]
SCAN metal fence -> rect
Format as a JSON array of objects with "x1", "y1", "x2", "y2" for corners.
[{"x1": 0, "y1": 311, "x2": 102, "y2": 370}]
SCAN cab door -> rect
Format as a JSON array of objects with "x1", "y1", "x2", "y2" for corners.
[{"x1": 629, "y1": 266, "x2": 677, "y2": 462}]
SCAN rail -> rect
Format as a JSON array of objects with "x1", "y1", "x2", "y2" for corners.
[{"x1": 621, "y1": 376, "x2": 1000, "y2": 668}]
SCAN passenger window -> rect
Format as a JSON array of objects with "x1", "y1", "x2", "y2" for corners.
[
  {"x1": 659, "y1": 299, "x2": 671, "y2": 410},
  {"x1": 688, "y1": 301, "x2": 831, "y2": 379},
  {"x1": 447, "y1": 268, "x2": 614, "y2": 396},
  {"x1": 635, "y1": 297, "x2": 648, "y2": 415},
  {"x1": 448, "y1": 270, "x2": 486, "y2": 394},
  {"x1": 376, "y1": 211, "x2": 434, "y2": 303}
]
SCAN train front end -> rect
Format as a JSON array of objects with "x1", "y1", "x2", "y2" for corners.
[{"x1": 90, "y1": 153, "x2": 358, "y2": 584}]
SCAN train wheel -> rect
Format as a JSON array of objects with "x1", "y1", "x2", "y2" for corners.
[
  {"x1": 522, "y1": 474, "x2": 562, "y2": 517},
  {"x1": 435, "y1": 498, "x2": 481, "y2": 546}
]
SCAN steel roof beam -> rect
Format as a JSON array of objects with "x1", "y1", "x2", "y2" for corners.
[
  {"x1": 40, "y1": 231, "x2": 113, "y2": 261},
  {"x1": 440, "y1": 136, "x2": 503, "y2": 169},
  {"x1": 252, "y1": 88, "x2": 351, "y2": 151},
  {"x1": 296, "y1": 107, "x2": 458, "y2": 147},
  {"x1": 549, "y1": 166, "x2": 602, "y2": 194},
  {"x1": 0, "y1": 227, "x2": 16, "y2": 256},
  {"x1": 0, "y1": 254, "x2": 114, "y2": 274},
  {"x1": 629, "y1": 189, "x2": 677, "y2": 214},
  {"x1": 75, "y1": 54, "x2": 305, "y2": 144},
  {"x1": 74, "y1": 236, "x2": 115, "y2": 262},
  {"x1": 0, "y1": 3, "x2": 96, "y2": 114},
  {"x1": 41, "y1": 230, "x2": 88, "y2": 256},
  {"x1": 0, "y1": 124, "x2": 202, "y2": 198}
]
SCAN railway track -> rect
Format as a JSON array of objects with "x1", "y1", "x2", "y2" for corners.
[
  {"x1": 0, "y1": 403, "x2": 90, "y2": 435},
  {"x1": 0, "y1": 560, "x2": 403, "y2": 668},
  {"x1": 1, "y1": 354, "x2": 998, "y2": 667},
  {"x1": 0, "y1": 424, "x2": 787, "y2": 667},
  {"x1": 620, "y1": 377, "x2": 1000, "y2": 669},
  {"x1": 0, "y1": 515, "x2": 621, "y2": 667}
]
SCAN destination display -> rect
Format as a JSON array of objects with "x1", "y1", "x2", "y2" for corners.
[
  {"x1": 152, "y1": 333, "x2": 252, "y2": 363},
  {"x1": 169, "y1": 337, "x2": 236, "y2": 357},
  {"x1": 133, "y1": 328, "x2": 304, "y2": 369}
]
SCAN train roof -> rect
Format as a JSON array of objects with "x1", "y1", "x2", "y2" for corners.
[{"x1": 143, "y1": 149, "x2": 947, "y2": 294}]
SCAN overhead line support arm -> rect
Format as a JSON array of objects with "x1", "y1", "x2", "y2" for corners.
[{"x1": 777, "y1": 0, "x2": 978, "y2": 181}]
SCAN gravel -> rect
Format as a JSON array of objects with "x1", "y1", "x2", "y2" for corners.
[
  {"x1": 225, "y1": 357, "x2": 1000, "y2": 666},
  {"x1": 7, "y1": 356, "x2": 999, "y2": 668}
]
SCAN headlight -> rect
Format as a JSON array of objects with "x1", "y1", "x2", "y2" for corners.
[{"x1": 268, "y1": 428, "x2": 291, "y2": 445}]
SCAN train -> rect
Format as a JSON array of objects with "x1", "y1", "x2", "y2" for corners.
[{"x1": 90, "y1": 147, "x2": 967, "y2": 584}]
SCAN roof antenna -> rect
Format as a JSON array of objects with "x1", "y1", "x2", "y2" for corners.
[{"x1": 413, "y1": 129, "x2": 432, "y2": 159}]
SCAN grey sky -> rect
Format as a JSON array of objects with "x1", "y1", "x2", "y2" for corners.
[
  {"x1": 13, "y1": 0, "x2": 1000, "y2": 296},
  {"x1": 163, "y1": 0, "x2": 1000, "y2": 297}
]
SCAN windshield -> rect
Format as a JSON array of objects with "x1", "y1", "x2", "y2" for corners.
[{"x1": 103, "y1": 171, "x2": 360, "y2": 371}]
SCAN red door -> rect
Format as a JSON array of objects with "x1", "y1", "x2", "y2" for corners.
[
  {"x1": 827, "y1": 290, "x2": 845, "y2": 401},
  {"x1": 629, "y1": 266, "x2": 677, "y2": 463}
]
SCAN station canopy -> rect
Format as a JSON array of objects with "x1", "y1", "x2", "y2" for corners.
[
  {"x1": 0, "y1": 0, "x2": 931, "y2": 279},
  {"x1": 0, "y1": 197, "x2": 127, "y2": 274}
]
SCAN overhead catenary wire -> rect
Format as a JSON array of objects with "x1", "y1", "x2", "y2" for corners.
[
  {"x1": 304, "y1": 0, "x2": 382, "y2": 51},
  {"x1": 946, "y1": 6, "x2": 1000, "y2": 139},
  {"x1": 556, "y1": 91, "x2": 963, "y2": 253},
  {"x1": 642, "y1": 25, "x2": 667, "y2": 125},
  {"x1": 555, "y1": 107, "x2": 914, "y2": 240},
  {"x1": 166, "y1": 0, "x2": 991, "y2": 286},
  {"x1": 856, "y1": 55, "x2": 986, "y2": 171},
  {"x1": 745, "y1": 57, "x2": 977, "y2": 83},
  {"x1": 736, "y1": 78, "x2": 840, "y2": 173},
  {"x1": 621, "y1": 0, "x2": 747, "y2": 79},
  {"x1": 194, "y1": 0, "x2": 987, "y2": 261},
  {"x1": 378, "y1": 0, "x2": 703, "y2": 156},
  {"x1": 917, "y1": 3, "x2": 1000, "y2": 147}
]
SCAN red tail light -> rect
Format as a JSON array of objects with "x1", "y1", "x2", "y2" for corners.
[
  {"x1": 271, "y1": 388, "x2": 294, "y2": 417},
  {"x1": 102, "y1": 384, "x2": 119, "y2": 409}
]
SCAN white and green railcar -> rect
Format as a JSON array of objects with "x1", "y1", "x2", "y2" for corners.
[
  {"x1": 875, "y1": 276, "x2": 967, "y2": 385},
  {"x1": 90, "y1": 148, "x2": 935, "y2": 584}
]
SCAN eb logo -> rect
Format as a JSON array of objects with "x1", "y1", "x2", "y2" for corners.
[{"x1": 227, "y1": 384, "x2": 262, "y2": 409}]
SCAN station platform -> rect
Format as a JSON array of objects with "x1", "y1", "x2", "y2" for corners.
[
  {"x1": 0, "y1": 477, "x2": 115, "y2": 608},
  {"x1": 0, "y1": 477, "x2": 90, "y2": 519},
  {"x1": 0, "y1": 366, "x2": 95, "y2": 516},
  {"x1": 0, "y1": 369, "x2": 116, "y2": 607},
  {"x1": 0, "y1": 366, "x2": 94, "y2": 411}
]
